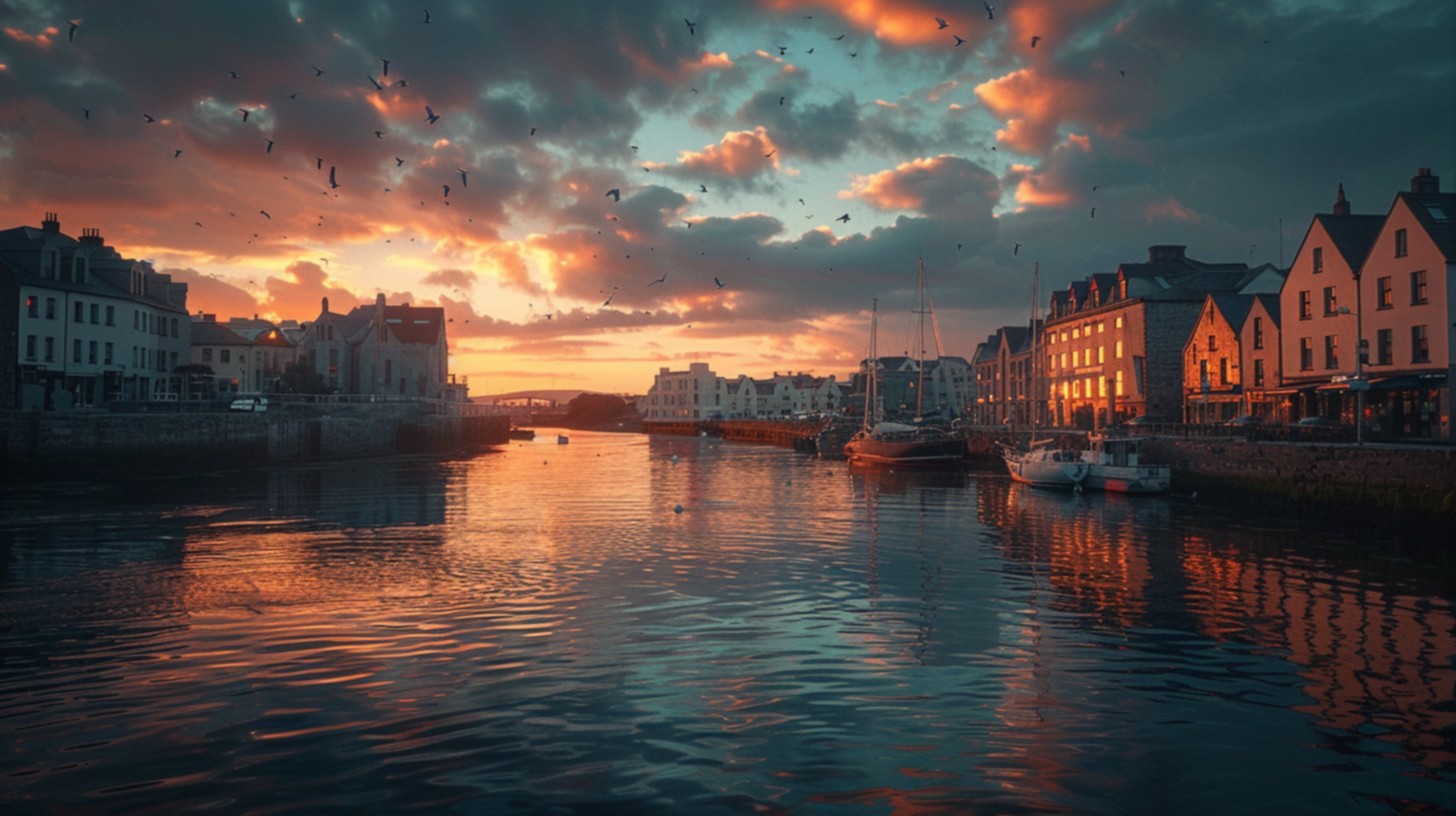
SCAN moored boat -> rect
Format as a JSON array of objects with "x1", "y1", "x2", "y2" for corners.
[
  {"x1": 1079, "y1": 434, "x2": 1170, "y2": 494},
  {"x1": 1002, "y1": 438, "x2": 1089, "y2": 488},
  {"x1": 845, "y1": 421, "x2": 965, "y2": 465}
]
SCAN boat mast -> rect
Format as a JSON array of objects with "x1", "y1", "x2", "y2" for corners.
[
  {"x1": 1029, "y1": 262, "x2": 1040, "y2": 434},
  {"x1": 862, "y1": 299, "x2": 879, "y2": 430},
  {"x1": 915, "y1": 258, "x2": 928, "y2": 420}
]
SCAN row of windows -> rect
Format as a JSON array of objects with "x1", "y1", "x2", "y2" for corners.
[
  {"x1": 22, "y1": 336, "x2": 179, "y2": 371},
  {"x1": 24, "y1": 295, "x2": 179, "y2": 335},
  {"x1": 1047, "y1": 316, "x2": 1124, "y2": 345},
  {"x1": 1297, "y1": 270, "x2": 1428, "y2": 320},
  {"x1": 1049, "y1": 341, "x2": 1123, "y2": 370},
  {"x1": 1297, "y1": 326, "x2": 1431, "y2": 370}
]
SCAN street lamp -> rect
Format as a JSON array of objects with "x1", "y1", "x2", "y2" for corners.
[{"x1": 1336, "y1": 305, "x2": 1368, "y2": 445}]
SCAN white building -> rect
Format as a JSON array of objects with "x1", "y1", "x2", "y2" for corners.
[{"x1": 644, "y1": 362, "x2": 845, "y2": 420}]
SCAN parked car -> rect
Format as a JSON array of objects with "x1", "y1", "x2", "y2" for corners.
[
  {"x1": 1225, "y1": 415, "x2": 1262, "y2": 427},
  {"x1": 229, "y1": 397, "x2": 269, "y2": 412}
]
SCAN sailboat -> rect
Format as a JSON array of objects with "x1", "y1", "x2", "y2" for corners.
[
  {"x1": 1002, "y1": 262, "x2": 1089, "y2": 488},
  {"x1": 843, "y1": 261, "x2": 965, "y2": 466}
]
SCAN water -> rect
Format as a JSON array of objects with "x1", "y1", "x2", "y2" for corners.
[{"x1": 1, "y1": 431, "x2": 1452, "y2": 815}]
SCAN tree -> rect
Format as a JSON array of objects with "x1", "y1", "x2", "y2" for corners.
[
  {"x1": 279, "y1": 359, "x2": 327, "y2": 394},
  {"x1": 565, "y1": 392, "x2": 630, "y2": 426}
]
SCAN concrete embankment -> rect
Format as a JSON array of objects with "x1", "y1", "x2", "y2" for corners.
[{"x1": 1, "y1": 409, "x2": 509, "y2": 476}]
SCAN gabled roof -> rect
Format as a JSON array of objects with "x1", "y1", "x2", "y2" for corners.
[
  {"x1": 190, "y1": 321, "x2": 251, "y2": 345},
  {"x1": 1311, "y1": 212, "x2": 1384, "y2": 270},
  {"x1": 1252, "y1": 293, "x2": 1281, "y2": 327},
  {"x1": 1206, "y1": 294, "x2": 1255, "y2": 331},
  {"x1": 1395, "y1": 190, "x2": 1456, "y2": 261},
  {"x1": 380, "y1": 304, "x2": 445, "y2": 344}
]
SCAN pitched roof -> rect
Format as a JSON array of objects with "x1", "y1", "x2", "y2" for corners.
[
  {"x1": 190, "y1": 321, "x2": 250, "y2": 345},
  {"x1": 1252, "y1": 293, "x2": 1281, "y2": 326},
  {"x1": 1396, "y1": 190, "x2": 1456, "y2": 261},
  {"x1": 381, "y1": 304, "x2": 445, "y2": 344},
  {"x1": 1312, "y1": 212, "x2": 1384, "y2": 270}
]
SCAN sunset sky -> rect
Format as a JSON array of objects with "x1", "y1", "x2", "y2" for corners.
[{"x1": 1, "y1": 1, "x2": 1451, "y2": 396}]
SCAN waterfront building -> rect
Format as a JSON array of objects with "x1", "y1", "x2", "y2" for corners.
[
  {"x1": 645, "y1": 362, "x2": 721, "y2": 420},
  {"x1": 1042, "y1": 245, "x2": 1280, "y2": 428},
  {"x1": 1181, "y1": 294, "x2": 1278, "y2": 424},
  {"x1": 1239, "y1": 295, "x2": 1284, "y2": 420},
  {"x1": 1281, "y1": 168, "x2": 1453, "y2": 441},
  {"x1": 971, "y1": 323, "x2": 1041, "y2": 428},
  {"x1": 296, "y1": 294, "x2": 451, "y2": 399},
  {"x1": 644, "y1": 363, "x2": 844, "y2": 420},
  {"x1": 190, "y1": 314, "x2": 298, "y2": 396},
  {"x1": 1, "y1": 213, "x2": 191, "y2": 410},
  {"x1": 846, "y1": 354, "x2": 974, "y2": 422}
]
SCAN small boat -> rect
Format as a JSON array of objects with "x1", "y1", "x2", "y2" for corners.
[
  {"x1": 1080, "y1": 434, "x2": 1170, "y2": 494},
  {"x1": 1002, "y1": 438, "x2": 1089, "y2": 488},
  {"x1": 556, "y1": 434, "x2": 569, "y2": 444}
]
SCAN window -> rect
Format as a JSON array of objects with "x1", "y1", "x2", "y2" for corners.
[
  {"x1": 74, "y1": 301, "x2": 84, "y2": 322},
  {"x1": 1097, "y1": 346, "x2": 1105, "y2": 364},
  {"x1": 1253, "y1": 317, "x2": 1264, "y2": 349},
  {"x1": 1219, "y1": 358, "x2": 1229, "y2": 385},
  {"x1": 1199, "y1": 359, "x2": 1208, "y2": 383},
  {"x1": 1114, "y1": 340, "x2": 1123, "y2": 359},
  {"x1": 26, "y1": 296, "x2": 38, "y2": 317},
  {"x1": 1114, "y1": 370, "x2": 1124, "y2": 396},
  {"x1": 1394, "y1": 227, "x2": 1407, "y2": 257},
  {"x1": 1412, "y1": 325, "x2": 1429, "y2": 363},
  {"x1": 25, "y1": 335, "x2": 37, "y2": 360},
  {"x1": 1322, "y1": 286, "x2": 1337, "y2": 316},
  {"x1": 1411, "y1": 270, "x2": 1427, "y2": 304},
  {"x1": 220, "y1": 349, "x2": 231, "y2": 364},
  {"x1": 1376, "y1": 328, "x2": 1392, "y2": 365},
  {"x1": 1377, "y1": 276, "x2": 1393, "y2": 309},
  {"x1": 46, "y1": 297, "x2": 56, "y2": 319},
  {"x1": 104, "y1": 342, "x2": 113, "y2": 364},
  {"x1": 88, "y1": 341, "x2": 97, "y2": 364},
  {"x1": 73, "y1": 339, "x2": 82, "y2": 363},
  {"x1": 202, "y1": 348, "x2": 213, "y2": 363},
  {"x1": 171, "y1": 318, "x2": 179, "y2": 338},
  {"x1": 1207, "y1": 334, "x2": 1216, "y2": 352},
  {"x1": 1312, "y1": 246, "x2": 1323, "y2": 274},
  {"x1": 44, "y1": 337, "x2": 54, "y2": 361},
  {"x1": 1114, "y1": 316, "x2": 1123, "y2": 329},
  {"x1": 1299, "y1": 338, "x2": 1313, "y2": 371},
  {"x1": 1253, "y1": 359, "x2": 1265, "y2": 387},
  {"x1": 105, "y1": 305, "x2": 115, "y2": 325},
  {"x1": 1324, "y1": 335, "x2": 1338, "y2": 370},
  {"x1": 1298, "y1": 291, "x2": 1311, "y2": 320},
  {"x1": 90, "y1": 303, "x2": 99, "y2": 324}
]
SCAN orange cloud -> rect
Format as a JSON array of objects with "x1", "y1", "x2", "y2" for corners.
[
  {"x1": 674, "y1": 127, "x2": 778, "y2": 177},
  {"x1": 1144, "y1": 197, "x2": 1200, "y2": 222},
  {"x1": 849, "y1": 157, "x2": 944, "y2": 210},
  {"x1": 4, "y1": 26, "x2": 57, "y2": 48},
  {"x1": 760, "y1": 0, "x2": 985, "y2": 47},
  {"x1": 1007, "y1": 162, "x2": 1074, "y2": 209}
]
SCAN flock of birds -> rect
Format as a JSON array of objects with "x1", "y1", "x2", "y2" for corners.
[{"x1": 53, "y1": 8, "x2": 1109, "y2": 321}]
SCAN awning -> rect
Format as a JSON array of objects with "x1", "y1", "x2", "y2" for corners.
[{"x1": 1368, "y1": 373, "x2": 1448, "y2": 391}]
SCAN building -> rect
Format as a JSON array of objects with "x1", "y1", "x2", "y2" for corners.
[
  {"x1": 846, "y1": 355, "x2": 974, "y2": 422},
  {"x1": 1280, "y1": 169, "x2": 1453, "y2": 440},
  {"x1": 971, "y1": 323, "x2": 1042, "y2": 428},
  {"x1": 296, "y1": 295, "x2": 450, "y2": 399},
  {"x1": 645, "y1": 362, "x2": 722, "y2": 420},
  {"x1": 1182, "y1": 294, "x2": 1260, "y2": 424},
  {"x1": 1042, "y1": 245, "x2": 1280, "y2": 428},
  {"x1": 189, "y1": 315, "x2": 298, "y2": 396},
  {"x1": 2, "y1": 213, "x2": 190, "y2": 410},
  {"x1": 643, "y1": 362, "x2": 845, "y2": 420},
  {"x1": 1239, "y1": 294, "x2": 1283, "y2": 420}
]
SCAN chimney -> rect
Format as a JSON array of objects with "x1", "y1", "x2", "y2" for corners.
[
  {"x1": 1147, "y1": 245, "x2": 1187, "y2": 263},
  {"x1": 1332, "y1": 183, "x2": 1350, "y2": 216},
  {"x1": 41, "y1": 212, "x2": 60, "y2": 233},
  {"x1": 79, "y1": 227, "x2": 104, "y2": 246},
  {"x1": 1411, "y1": 167, "x2": 1440, "y2": 194}
]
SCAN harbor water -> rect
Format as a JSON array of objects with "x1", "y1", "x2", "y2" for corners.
[{"x1": 1, "y1": 431, "x2": 1452, "y2": 814}]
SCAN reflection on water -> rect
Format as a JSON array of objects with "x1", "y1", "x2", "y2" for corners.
[{"x1": 1, "y1": 432, "x2": 1452, "y2": 815}]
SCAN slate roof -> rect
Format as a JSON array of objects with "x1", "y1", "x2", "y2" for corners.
[
  {"x1": 190, "y1": 321, "x2": 251, "y2": 345},
  {"x1": 1311, "y1": 213, "x2": 1384, "y2": 270},
  {"x1": 1396, "y1": 190, "x2": 1456, "y2": 261}
]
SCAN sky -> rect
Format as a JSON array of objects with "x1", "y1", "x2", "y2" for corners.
[{"x1": 1, "y1": 1, "x2": 1452, "y2": 396}]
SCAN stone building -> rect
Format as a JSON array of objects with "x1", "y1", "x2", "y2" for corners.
[
  {"x1": 296, "y1": 294, "x2": 449, "y2": 399},
  {"x1": 1, "y1": 213, "x2": 190, "y2": 410},
  {"x1": 971, "y1": 323, "x2": 1041, "y2": 428}
]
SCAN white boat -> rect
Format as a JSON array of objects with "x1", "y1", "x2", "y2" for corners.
[
  {"x1": 1003, "y1": 438, "x2": 1088, "y2": 488},
  {"x1": 1080, "y1": 434, "x2": 1171, "y2": 494}
]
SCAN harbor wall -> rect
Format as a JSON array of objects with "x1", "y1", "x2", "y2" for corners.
[{"x1": 1, "y1": 411, "x2": 509, "y2": 476}]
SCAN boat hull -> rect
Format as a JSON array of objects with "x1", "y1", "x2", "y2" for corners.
[
  {"x1": 1004, "y1": 447, "x2": 1088, "y2": 489},
  {"x1": 1081, "y1": 465, "x2": 1171, "y2": 494},
  {"x1": 844, "y1": 430, "x2": 964, "y2": 465}
]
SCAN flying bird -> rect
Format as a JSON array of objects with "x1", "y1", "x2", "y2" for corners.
[
  {"x1": 425, "y1": 105, "x2": 439, "y2": 124},
  {"x1": 699, "y1": 184, "x2": 708, "y2": 193},
  {"x1": 953, "y1": 34, "x2": 966, "y2": 46},
  {"x1": 374, "y1": 130, "x2": 384, "y2": 138},
  {"x1": 265, "y1": 138, "x2": 275, "y2": 153},
  {"x1": 764, "y1": 149, "x2": 776, "y2": 158},
  {"x1": 835, "y1": 213, "x2": 850, "y2": 223},
  {"x1": 602, "y1": 287, "x2": 617, "y2": 306},
  {"x1": 329, "y1": 166, "x2": 338, "y2": 189},
  {"x1": 310, "y1": 64, "x2": 324, "y2": 76},
  {"x1": 714, "y1": 277, "x2": 726, "y2": 289},
  {"x1": 316, "y1": 157, "x2": 323, "y2": 169},
  {"x1": 648, "y1": 272, "x2": 668, "y2": 286},
  {"x1": 82, "y1": 108, "x2": 90, "y2": 119},
  {"x1": 228, "y1": 70, "x2": 240, "y2": 79},
  {"x1": 458, "y1": 168, "x2": 467, "y2": 187},
  {"x1": 239, "y1": 108, "x2": 250, "y2": 122},
  {"x1": 395, "y1": 156, "x2": 404, "y2": 167},
  {"x1": 1014, "y1": 241, "x2": 1022, "y2": 255},
  {"x1": 1090, "y1": 206, "x2": 1097, "y2": 218},
  {"x1": 984, "y1": 2, "x2": 995, "y2": 20},
  {"x1": 442, "y1": 184, "x2": 450, "y2": 198},
  {"x1": 779, "y1": 96, "x2": 785, "y2": 105},
  {"x1": 68, "y1": 19, "x2": 79, "y2": 42},
  {"x1": 423, "y1": 8, "x2": 431, "y2": 23},
  {"x1": 935, "y1": 16, "x2": 948, "y2": 29},
  {"x1": 173, "y1": 149, "x2": 182, "y2": 158},
  {"x1": 368, "y1": 73, "x2": 382, "y2": 91},
  {"x1": 144, "y1": 113, "x2": 156, "y2": 123},
  {"x1": 605, "y1": 188, "x2": 621, "y2": 201},
  {"x1": 777, "y1": 46, "x2": 787, "y2": 56},
  {"x1": 1031, "y1": 35, "x2": 1042, "y2": 47},
  {"x1": 684, "y1": 18, "x2": 695, "y2": 36},
  {"x1": 529, "y1": 126, "x2": 537, "y2": 135},
  {"x1": 260, "y1": 210, "x2": 271, "y2": 219},
  {"x1": 381, "y1": 58, "x2": 390, "y2": 77}
]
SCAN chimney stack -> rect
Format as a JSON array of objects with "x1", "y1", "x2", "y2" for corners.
[
  {"x1": 1411, "y1": 167, "x2": 1440, "y2": 194},
  {"x1": 1147, "y1": 245, "x2": 1187, "y2": 263},
  {"x1": 1332, "y1": 183, "x2": 1350, "y2": 216},
  {"x1": 41, "y1": 212, "x2": 60, "y2": 233},
  {"x1": 79, "y1": 227, "x2": 104, "y2": 246}
]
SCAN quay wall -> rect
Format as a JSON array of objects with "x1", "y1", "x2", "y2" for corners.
[{"x1": 1, "y1": 411, "x2": 509, "y2": 475}]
